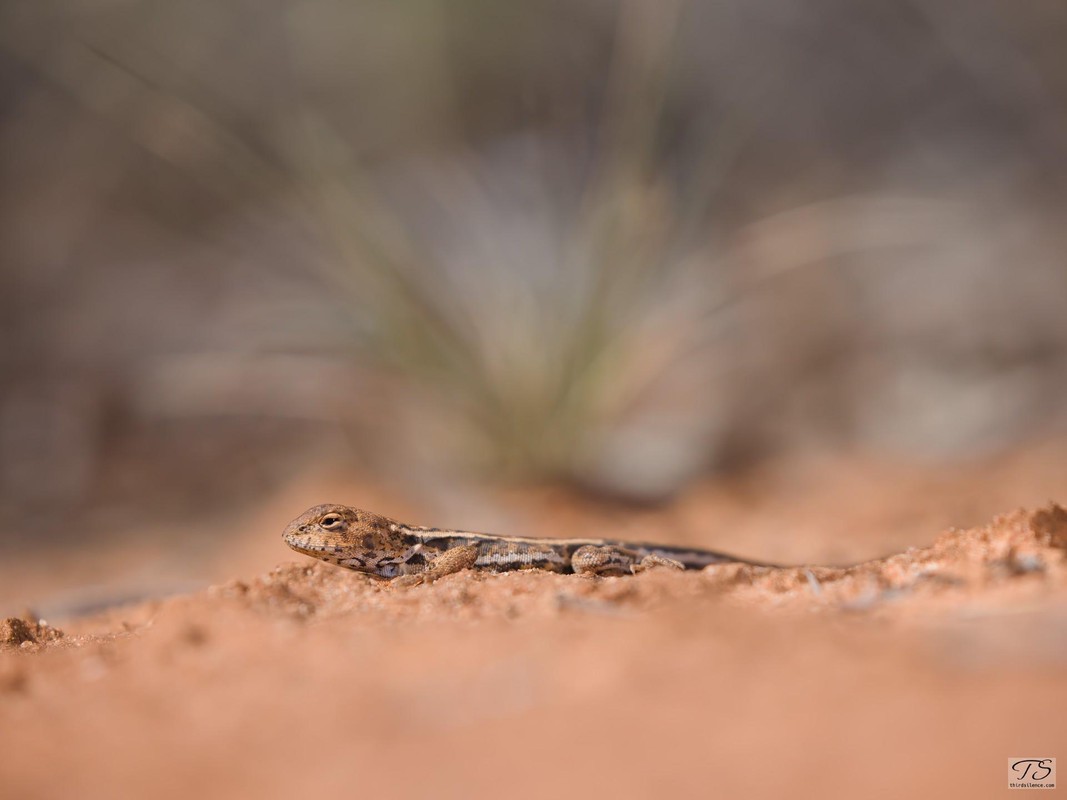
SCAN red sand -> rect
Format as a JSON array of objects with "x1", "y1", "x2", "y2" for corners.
[{"x1": 2, "y1": 502, "x2": 1065, "y2": 800}]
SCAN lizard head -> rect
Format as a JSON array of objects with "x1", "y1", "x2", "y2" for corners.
[{"x1": 283, "y1": 504, "x2": 412, "y2": 577}]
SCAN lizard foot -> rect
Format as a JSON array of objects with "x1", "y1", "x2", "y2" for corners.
[{"x1": 631, "y1": 554, "x2": 686, "y2": 574}]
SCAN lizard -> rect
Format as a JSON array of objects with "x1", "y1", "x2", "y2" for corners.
[{"x1": 283, "y1": 503, "x2": 776, "y2": 586}]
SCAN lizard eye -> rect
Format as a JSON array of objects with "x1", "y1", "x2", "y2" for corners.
[{"x1": 319, "y1": 514, "x2": 343, "y2": 528}]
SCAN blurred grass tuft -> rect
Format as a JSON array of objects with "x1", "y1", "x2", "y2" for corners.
[{"x1": 1, "y1": 0, "x2": 1066, "y2": 517}]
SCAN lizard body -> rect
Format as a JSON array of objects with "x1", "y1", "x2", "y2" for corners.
[{"x1": 283, "y1": 504, "x2": 774, "y2": 585}]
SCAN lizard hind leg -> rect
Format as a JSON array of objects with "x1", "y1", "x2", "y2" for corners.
[
  {"x1": 572, "y1": 545, "x2": 639, "y2": 576},
  {"x1": 572, "y1": 545, "x2": 686, "y2": 576}
]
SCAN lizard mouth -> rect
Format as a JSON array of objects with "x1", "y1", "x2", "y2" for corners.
[
  {"x1": 283, "y1": 535, "x2": 388, "y2": 576},
  {"x1": 284, "y1": 536, "x2": 337, "y2": 557}
]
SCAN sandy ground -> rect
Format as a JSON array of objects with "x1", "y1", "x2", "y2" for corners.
[{"x1": 1, "y1": 447, "x2": 1066, "y2": 800}]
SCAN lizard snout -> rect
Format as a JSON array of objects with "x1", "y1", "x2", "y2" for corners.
[{"x1": 282, "y1": 521, "x2": 313, "y2": 546}]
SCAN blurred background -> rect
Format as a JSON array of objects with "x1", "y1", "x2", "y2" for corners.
[{"x1": 2, "y1": 0, "x2": 1067, "y2": 609}]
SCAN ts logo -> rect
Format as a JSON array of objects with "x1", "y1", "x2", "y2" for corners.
[{"x1": 1011, "y1": 759, "x2": 1054, "y2": 785}]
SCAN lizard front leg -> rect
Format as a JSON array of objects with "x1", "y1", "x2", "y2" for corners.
[
  {"x1": 392, "y1": 544, "x2": 481, "y2": 587},
  {"x1": 571, "y1": 545, "x2": 685, "y2": 577}
]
